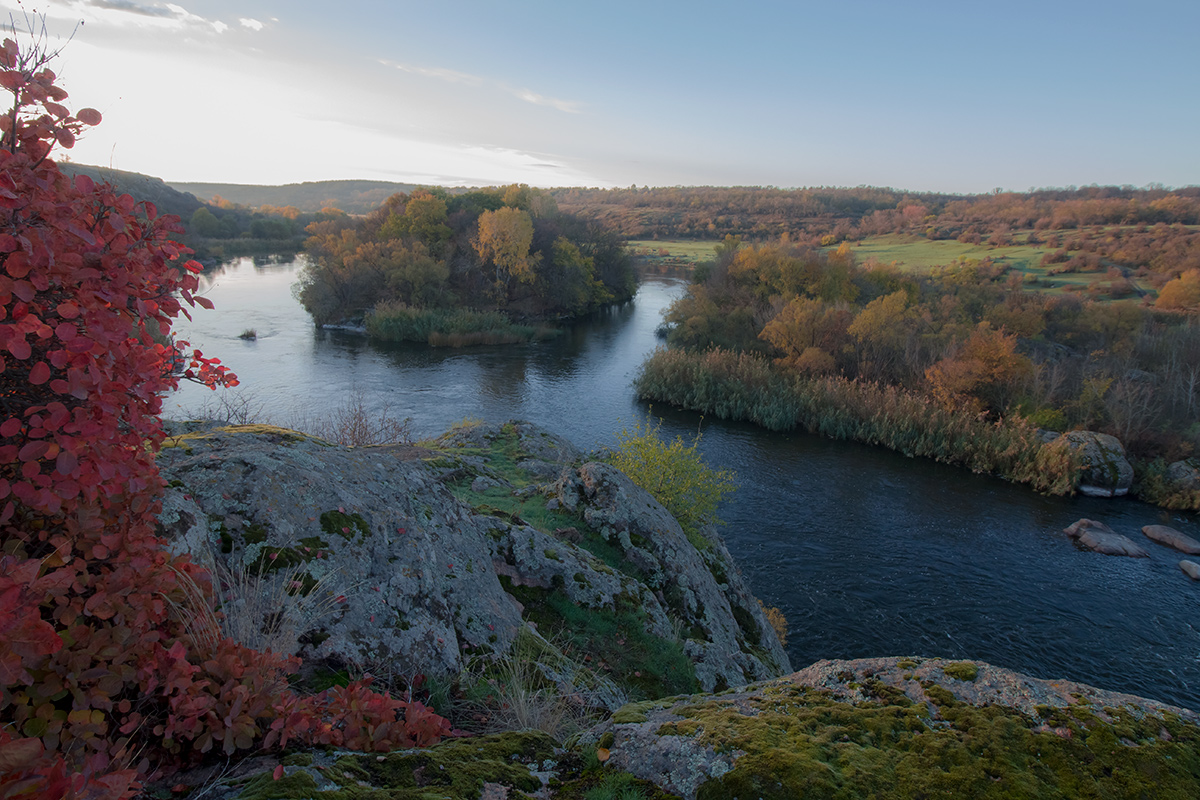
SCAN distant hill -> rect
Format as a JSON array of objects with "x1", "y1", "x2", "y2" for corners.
[
  {"x1": 166, "y1": 179, "x2": 427, "y2": 214},
  {"x1": 61, "y1": 163, "x2": 205, "y2": 221}
]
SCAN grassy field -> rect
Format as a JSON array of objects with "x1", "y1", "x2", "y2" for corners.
[
  {"x1": 628, "y1": 239, "x2": 718, "y2": 272},
  {"x1": 629, "y1": 234, "x2": 1151, "y2": 300},
  {"x1": 845, "y1": 234, "x2": 1046, "y2": 272},
  {"x1": 839, "y1": 234, "x2": 1150, "y2": 300}
]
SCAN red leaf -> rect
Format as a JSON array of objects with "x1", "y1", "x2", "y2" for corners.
[
  {"x1": 7, "y1": 336, "x2": 30, "y2": 360},
  {"x1": 28, "y1": 361, "x2": 50, "y2": 385},
  {"x1": 76, "y1": 107, "x2": 102, "y2": 126},
  {"x1": 18, "y1": 440, "x2": 47, "y2": 461}
]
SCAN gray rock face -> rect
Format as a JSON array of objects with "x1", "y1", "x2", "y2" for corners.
[
  {"x1": 155, "y1": 420, "x2": 789, "y2": 695},
  {"x1": 1167, "y1": 458, "x2": 1200, "y2": 493},
  {"x1": 1060, "y1": 431, "x2": 1133, "y2": 497},
  {"x1": 1181, "y1": 560, "x2": 1200, "y2": 580},
  {"x1": 1063, "y1": 518, "x2": 1149, "y2": 557},
  {"x1": 1142, "y1": 524, "x2": 1200, "y2": 555}
]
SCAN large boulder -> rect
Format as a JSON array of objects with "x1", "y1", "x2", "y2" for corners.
[
  {"x1": 1167, "y1": 458, "x2": 1200, "y2": 493},
  {"x1": 1063, "y1": 518, "x2": 1149, "y2": 557},
  {"x1": 156, "y1": 420, "x2": 789, "y2": 700},
  {"x1": 1142, "y1": 524, "x2": 1200, "y2": 555},
  {"x1": 582, "y1": 657, "x2": 1200, "y2": 800},
  {"x1": 1056, "y1": 431, "x2": 1134, "y2": 497}
]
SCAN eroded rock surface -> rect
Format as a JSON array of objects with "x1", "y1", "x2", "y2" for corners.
[
  {"x1": 1064, "y1": 518, "x2": 1149, "y2": 557},
  {"x1": 156, "y1": 420, "x2": 789, "y2": 700},
  {"x1": 1143, "y1": 524, "x2": 1200, "y2": 555}
]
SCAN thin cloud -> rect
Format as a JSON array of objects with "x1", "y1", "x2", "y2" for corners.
[
  {"x1": 381, "y1": 59, "x2": 482, "y2": 87},
  {"x1": 515, "y1": 89, "x2": 580, "y2": 114},
  {"x1": 239, "y1": 18, "x2": 264, "y2": 32},
  {"x1": 66, "y1": 1, "x2": 230, "y2": 33},
  {"x1": 382, "y1": 59, "x2": 581, "y2": 114},
  {"x1": 85, "y1": 0, "x2": 172, "y2": 17}
]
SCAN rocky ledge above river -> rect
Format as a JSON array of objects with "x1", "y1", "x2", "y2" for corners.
[
  {"x1": 155, "y1": 419, "x2": 790, "y2": 704},
  {"x1": 152, "y1": 420, "x2": 1200, "y2": 799}
]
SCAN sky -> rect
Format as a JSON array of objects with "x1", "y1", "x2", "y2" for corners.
[{"x1": 2, "y1": 0, "x2": 1198, "y2": 192}]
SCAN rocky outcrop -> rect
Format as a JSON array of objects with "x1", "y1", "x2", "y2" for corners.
[
  {"x1": 1056, "y1": 431, "x2": 1134, "y2": 497},
  {"x1": 1063, "y1": 518, "x2": 1149, "y2": 557},
  {"x1": 156, "y1": 420, "x2": 789, "y2": 701},
  {"x1": 1167, "y1": 458, "x2": 1200, "y2": 493},
  {"x1": 582, "y1": 657, "x2": 1200, "y2": 800},
  {"x1": 1142, "y1": 524, "x2": 1200, "y2": 555}
]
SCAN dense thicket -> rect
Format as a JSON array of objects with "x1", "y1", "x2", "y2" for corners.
[
  {"x1": 296, "y1": 185, "x2": 637, "y2": 342},
  {"x1": 648, "y1": 238, "x2": 1200, "y2": 496}
]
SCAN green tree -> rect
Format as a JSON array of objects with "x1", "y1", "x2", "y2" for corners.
[{"x1": 190, "y1": 206, "x2": 225, "y2": 237}]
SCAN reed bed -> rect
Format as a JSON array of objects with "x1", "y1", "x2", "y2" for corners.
[
  {"x1": 365, "y1": 302, "x2": 558, "y2": 346},
  {"x1": 634, "y1": 347, "x2": 1078, "y2": 494}
]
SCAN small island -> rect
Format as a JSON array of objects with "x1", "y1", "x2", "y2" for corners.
[{"x1": 295, "y1": 184, "x2": 637, "y2": 346}]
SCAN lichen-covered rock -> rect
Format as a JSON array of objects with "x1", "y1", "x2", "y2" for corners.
[
  {"x1": 584, "y1": 657, "x2": 1200, "y2": 800},
  {"x1": 1142, "y1": 524, "x2": 1200, "y2": 555},
  {"x1": 1167, "y1": 458, "x2": 1200, "y2": 492},
  {"x1": 1057, "y1": 431, "x2": 1134, "y2": 497},
  {"x1": 156, "y1": 419, "x2": 788, "y2": 701},
  {"x1": 1064, "y1": 518, "x2": 1149, "y2": 557}
]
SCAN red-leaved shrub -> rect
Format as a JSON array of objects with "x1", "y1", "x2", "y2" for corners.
[{"x1": 0, "y1": 33, "x2": 456, "y2": 799}]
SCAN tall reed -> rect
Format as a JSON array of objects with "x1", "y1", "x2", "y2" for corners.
[
  {"x1": 634, "y1": 347, "x2": 1078, "y2": 494},
  {"x1": 365, "y1": 301, "x2": 558, "y2": 346}
]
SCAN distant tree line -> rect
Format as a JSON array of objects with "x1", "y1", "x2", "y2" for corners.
[{"x1": 554, "y1": 184, "x2": 1200, "y2": 240}]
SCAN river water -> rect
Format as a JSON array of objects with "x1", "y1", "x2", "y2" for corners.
[{"x1": 169, "y1": 256, "x2": 1200, "y2": 710}]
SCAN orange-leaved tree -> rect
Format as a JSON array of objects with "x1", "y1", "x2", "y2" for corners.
[{"x1": 0, "y1": 30, "x2": 453, "y2": 799}]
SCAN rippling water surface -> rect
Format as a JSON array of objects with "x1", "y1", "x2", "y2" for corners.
[{"x1": 170, "y1": 257, "x2": 1200, "y2": 709}]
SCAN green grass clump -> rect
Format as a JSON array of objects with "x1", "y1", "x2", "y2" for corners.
[{"x1": 503, "y1": 580, "x2": 698, "y2": 700}]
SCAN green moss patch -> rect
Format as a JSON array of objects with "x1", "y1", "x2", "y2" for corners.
[
  {"x1": 638, "y1": 685, "x2": 1200, "y2": 800},
  {"x1": 320, "y1": 509, "x2": 370, "y2": 542},
  {"x1": 942, "y1": 662, "x2": 980, "y2": 682}
]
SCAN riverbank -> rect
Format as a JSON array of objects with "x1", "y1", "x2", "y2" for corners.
[{"x1": 634, "y1": 346, "x2": 1200, "y2": 510}]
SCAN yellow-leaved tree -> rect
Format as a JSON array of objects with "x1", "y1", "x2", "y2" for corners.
[
  {"x1": 605, "y1": 416, "x2": 737, "y2": 549},
  {"x1": 474, "y1": 206, "x2": 538, "y2": 289}
]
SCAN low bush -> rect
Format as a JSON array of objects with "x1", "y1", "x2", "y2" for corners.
[{"x1": 605, "y1": 414, "x2": 737, "y2": 549}]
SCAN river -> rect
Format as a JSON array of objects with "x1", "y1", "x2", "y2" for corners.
[{"x1": 168, "y1": 256, "x2": 1200, "y2": 710}]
